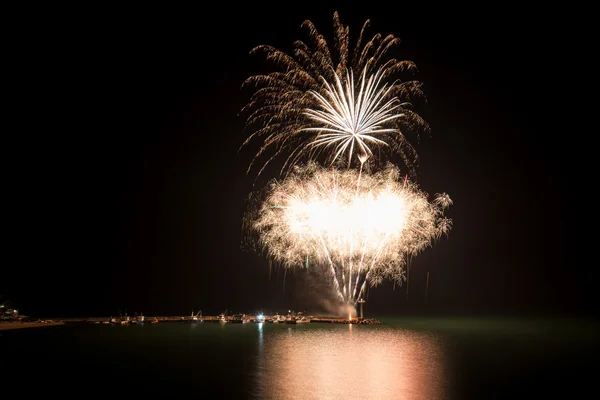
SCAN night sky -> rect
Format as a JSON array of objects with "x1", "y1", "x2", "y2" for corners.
[{"x1": 5, "y1": 5, "x2": 581, "y2": 318}]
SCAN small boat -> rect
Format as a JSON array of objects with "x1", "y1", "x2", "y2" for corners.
[
  {"x1": 150, "y1": 317, "x2": 159, "y2": 324},
  {"x1": 190, "y1": 310, "x2": 203, "y2": 323},
  {"x1": 231, "y1": 313, "x2": 250, "y2": 323},
  {"x1": 114, "y1": 310, "x2": 130, "y2": 325},
  {"x1": 132, "y1": 313, "x2": 145, "y2": 324},
  {"x1": 218, "y1": 313, "x2": 228, "y2": 323},
  {"x1": 285, "y1": 312, "x2": 310, "y2": 324},
  {"x1": 271, "y1": 313, "x2": 286, "y2": 323}
]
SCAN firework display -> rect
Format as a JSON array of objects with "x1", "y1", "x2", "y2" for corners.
[
  {"x1": 241, "y1": 12, "x2": 452, "y2": 307},
  {"x1": 252, "y1": 163, "x2": 451, "y2": 305},
  {"x1": 241, "y1": 12, "x2": 428, "y2": 179}
]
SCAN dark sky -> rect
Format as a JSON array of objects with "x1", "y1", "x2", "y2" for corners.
[{"x1": 5, "y1": 5, "x2": 581, "y2": 318}]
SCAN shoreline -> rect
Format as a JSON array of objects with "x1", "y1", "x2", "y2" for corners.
[
  {"x1": 0, "y1": 321, "x2": 65, "y2": 331},
  {"x1": 1, "y1": 316, "x2": 382, "y2": 330}
]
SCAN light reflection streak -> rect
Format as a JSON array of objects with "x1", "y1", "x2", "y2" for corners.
[
  {"x1": 255, "y1": 322, "x2": 265, "y2": 382},
  {"x1": 254, "y1": 326, "x2": 446, "y2": 399}
]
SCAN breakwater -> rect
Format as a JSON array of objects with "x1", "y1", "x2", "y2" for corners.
[{"x1": 3, "y1": 315, "x2": 382, "y2": 328}]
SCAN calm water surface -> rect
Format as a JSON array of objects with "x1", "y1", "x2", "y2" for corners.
[{"x1": 2, "y1": 317, "x2": 598, "y2": 399}]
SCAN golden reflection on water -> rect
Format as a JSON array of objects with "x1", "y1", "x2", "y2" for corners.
[{"x1": 255, "y1": 325, "x2": 446, "y2": 400}]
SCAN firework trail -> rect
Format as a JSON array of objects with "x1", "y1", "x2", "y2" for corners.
[
  {"x1": 240, "y1": 12, "x2": 429, "y2": 180},
  {"x1": 249, "y1": 163, "x2": 452, "y2": 306}
]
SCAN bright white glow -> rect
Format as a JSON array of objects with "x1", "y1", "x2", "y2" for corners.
[{"x1": 252, "y1": 162, "x2": 452, "y2": 305}]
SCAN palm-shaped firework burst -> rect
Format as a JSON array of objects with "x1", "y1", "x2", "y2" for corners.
[{"x1": 241, "y1": 12, "x2": 429, "y2": 179}]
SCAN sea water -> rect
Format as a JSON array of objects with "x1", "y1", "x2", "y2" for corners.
[{"x1": 2, "y1": 317, "x2": 598, "y2": 399}]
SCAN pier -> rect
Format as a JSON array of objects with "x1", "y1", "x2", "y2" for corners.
[
  {"x1": 1, "y1": 315, "x2": 381, "y2": 330},
  {"x1": 57, "y1": 315, "x2": 381, "y2": 324},
  {"x1": 0, "y1": 321, "x2": 65, "y2": 330}
]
